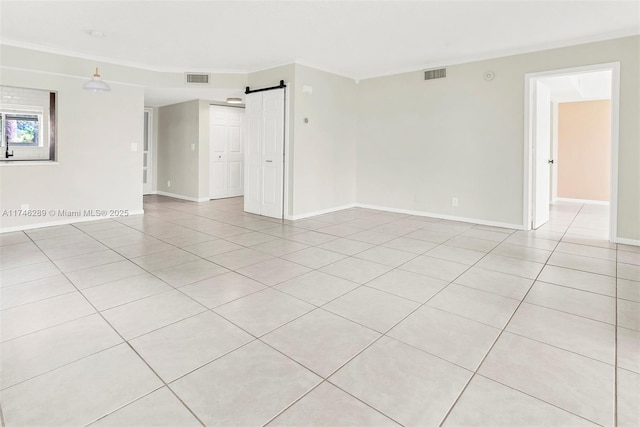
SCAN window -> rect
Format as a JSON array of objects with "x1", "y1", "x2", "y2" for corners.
[
  {"x1": 1, "y1": 86, "x2": 56, "y2": 162},
  {"x1": 3, "y1": 112, "x2": 41, "y2": 147}
]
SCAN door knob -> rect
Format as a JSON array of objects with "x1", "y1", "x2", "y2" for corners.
[
  {"x1": 265, "y1": 160, "x2": 273, "y2": 163},
  {"x1": 548, "y1": 159, "x2": 554, "y2": 164},
  {"x1": 218, "y1": 155, "x2": 222, "y2": 159}
]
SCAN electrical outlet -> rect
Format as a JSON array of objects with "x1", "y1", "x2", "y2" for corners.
[
  {"x1": 167, "y1": 180, "x2": 171, "y2": 188},
  {"x1": 452, "y1": 197, "x2": 458, "y2": 207}
]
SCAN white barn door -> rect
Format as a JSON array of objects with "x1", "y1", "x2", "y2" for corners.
[
  {"x1": 244, "y1": 94, "x2": 264, "y2": 215},
  {"x1": 210, "y1": 105, "x2": 244, "y2": 199},
  {"x1": 244, "y1": 88, "x2": 285, "y2": 219}
]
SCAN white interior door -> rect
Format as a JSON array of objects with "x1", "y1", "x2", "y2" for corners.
[
  {"x1": 260, "y1": 90, "x2": 285, "y2": 219},
  {"x1": 533, "y1": 80, "x2": 551, "y2": 229},
  {"x1": 244, "y1": 93, "x2": 264, "y2": 215},
  {"x1": 243, "y1": 88, "x2": 285, "y2": 219},
  {"x1": 227, "y1": 108, "x2": 244, "y2": 197},
  {"x1": 209, "y1": 105, "x2": 244, "y2": 199},
  {"x1": 143, "y1": 108, "x2": 153, "y2": 195}
]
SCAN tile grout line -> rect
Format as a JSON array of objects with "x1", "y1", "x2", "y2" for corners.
[
  {"x1": 438, "y1": 203, "x2": 603, "y2": 426},
  {"x1": 3, "y1": 197, "x2": 623, "y2": 426},
  {"x1": 469, "y1": 372, "x2": 608, "y2": 426},
  {"x1": 140, "y1": 199, "x2": 521, "y2": 424},
  {"x1": 245, "y1": 202, "x2": 620, "y2": 422},
  {"x1": 55, "y1": 204, "x2": 402, "y2": 422},
  {"x1": 265, "y1": 222, "x2": 521, "y2": 424},
  {"x1": 518, "y1": 296, "x2": 616, "y2": 324},
  {"x1": 202, "y1": 216, "x2": 496, "y2": 424},
  {"x1": 21, "y1": 230, "x2": 209, "y2": 427}
]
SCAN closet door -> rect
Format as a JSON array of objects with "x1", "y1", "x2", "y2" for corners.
[
  {"x1": 260, "y1": 89, "x2": 285, "y2": 219},
  {"x1": 243, "y1": 88, "x2": 285, "y2": 219},
  {"x1": 209, "y1": 106, "x2": 228, "y2": 199},
  {"x1": 244, "y1": 93, "x2": 264, "y2": 215},
  {"x1": 209, "y1": 105, "x2": 245, "y2": 200},
  {"x1": 226, "y1": 107, "x2": 244, "y2": 197}
]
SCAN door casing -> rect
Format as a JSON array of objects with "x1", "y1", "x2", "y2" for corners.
[{"x1": 523, "y1": 62, "x2": 620, "y2": 240}]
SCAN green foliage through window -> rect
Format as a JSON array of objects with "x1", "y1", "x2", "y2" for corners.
[{"x1": 5, "y1": 114, "x2": 39, "y2": 145}]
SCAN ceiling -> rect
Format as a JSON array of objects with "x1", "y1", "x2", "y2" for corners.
[{"x1": 1, "y1": 0, "x2": 639, "y2": 81}]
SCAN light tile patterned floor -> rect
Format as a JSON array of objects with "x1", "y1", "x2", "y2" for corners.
[{"x1": 1, "y1": 196, "x2": 638, "y2": 426}]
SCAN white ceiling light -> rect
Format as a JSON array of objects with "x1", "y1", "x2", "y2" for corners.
[
  {"x1": 226, "y1": 97, "x2": 242, "y2": 104},
  {"x1": 82, "y1": 68, "x2": 111, "y2": 92}
]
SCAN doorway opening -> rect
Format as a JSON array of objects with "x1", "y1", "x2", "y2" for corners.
[{"x1": 524, "y1": 62, "x2": 620, "y2": 241}]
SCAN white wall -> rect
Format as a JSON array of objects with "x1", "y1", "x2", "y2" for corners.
[
  {"x1": 357, "y1": 36, "x2": 639, "y2": 240},
  {"x1": 2, "y1": 37, "x2": 637, "y2": 241},
  {"x1": 0, "y1": 68, "x2": 144, "y2": 231},
  {"x1": 291, "y1": 64, "x2": 357, "y2": 216},
  {"x1": 198, "y1": 100, "x2": 211, "y2": 200},
  {"x1": 155, "y1": 99, "x2": 222, "y2": 201},
  {"x1": 358, "y1": 61, "x2": 524, "y2": 227},
  {"x1": 149, "y1": 107, "x2": 159, "y2": 193},
  {"x1": 156, "y1": 100, "x2": 201, "y2": 200}
]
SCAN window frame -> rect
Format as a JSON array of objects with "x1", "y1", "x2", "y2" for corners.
[
  {"x1": 0, "y1": 88, "x2": 57, "y2": 162},
  {"x1": 2, "y1": 112, "x2": 42, "y2": 147}
]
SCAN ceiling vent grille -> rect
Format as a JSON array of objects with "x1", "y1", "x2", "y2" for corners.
[
  {"x1": 424, "y1": 68, "x2": 447, "y2": 81},
  {"x1": 185, "y1": 73, "x2": 211, "y2": 85}
]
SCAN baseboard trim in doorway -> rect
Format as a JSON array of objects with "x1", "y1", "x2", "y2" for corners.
[
  {"x1": 355, "y1": 203, "x2": 526, "y2": 230},
  {"x1": 155, "y1": 191, "x2": 209, "y2": 202},
  {"x1": 615, "y1": 236, "x2": 640, "y2": 247},
  {"x1": 0, "y1": 210, "x2": 145, "y2": 234},
  {"x1": 556, "y1": 197, "x2": 610, "y2": 205},
  {"x1": 286, "y1": 203, "x2": 357, "y2": 220}
]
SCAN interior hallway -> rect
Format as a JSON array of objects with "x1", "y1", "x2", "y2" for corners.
[{"x1": 0, "y1": 197, "x2": 638, "y2": 426}]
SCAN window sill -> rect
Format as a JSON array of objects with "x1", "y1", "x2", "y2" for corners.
[{"x1": 0, "y1": 161, "x2": 59, "y2": 166}]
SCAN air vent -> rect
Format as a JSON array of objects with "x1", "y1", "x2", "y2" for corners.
[
  {"x1": 185, "y1": 73, "x2": 211, "y2": 85},
  {"x1": 424, "y1": 68, "x2": 447, "y2": 80}
]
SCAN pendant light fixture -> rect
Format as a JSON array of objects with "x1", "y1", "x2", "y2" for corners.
[{"x1": 82, "y1": 67, "x2": 111, "y2": 92}]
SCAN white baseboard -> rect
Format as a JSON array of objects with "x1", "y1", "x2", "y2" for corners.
[
  {"x1": 0, "y1": 210, "x2": 145, "y2": 234},
  {"x1": 355, "y1": 203, "x2": 525, "y2": 230},
  {"x1": 286, "y1": 203, "x2": 357, "y2": 220},
  {"x1": 287, "y1": 202, "x2": 524, "y2": 230},
  {"x1": 614, "y1": 236, "x2": 640, "y2": 247},
  {"x1": 155, "y1": 191, "x2": 209, "y2": 203},
  {"x1": 556, "y1": 197, "x2": 609, "y2": 205}
]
